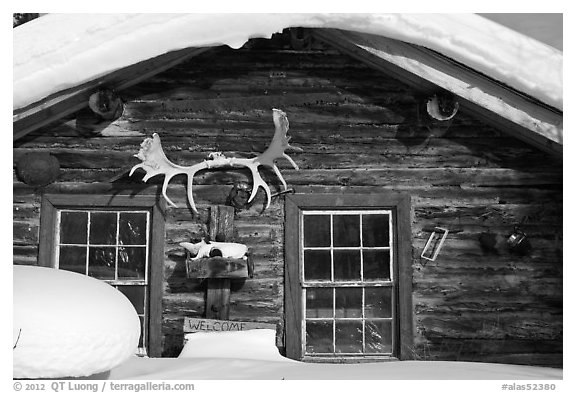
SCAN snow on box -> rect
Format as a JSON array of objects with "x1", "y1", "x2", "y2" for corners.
[
  {"x1": 179, "y1": 329, "x2": 293, "y2": 362},
  {"x1": 13, "y1": 265, "x2": 141, "y2": 379},
  {"x1": 13, "y1": 13, "x2": 562, "y2": 111}
]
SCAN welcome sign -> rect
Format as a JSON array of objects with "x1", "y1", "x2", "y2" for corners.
[{"x1": 184, "y1": 317, "x2": 276, "y2": 333}]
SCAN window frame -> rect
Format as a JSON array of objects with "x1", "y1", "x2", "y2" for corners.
[
  {"x1": 284, "y1": 193, "x2": 413, "y2": 362},
  {"x1": 38, "y1": 194, "x2": 166, "y2": 357}
]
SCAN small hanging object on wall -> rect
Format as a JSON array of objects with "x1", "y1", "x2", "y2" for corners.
[
  {"x1": 88, "y1": 88, "x2": 124, "y2": 121},
  {"x1": 226, "y1": 182, "x2": 253, "y2": 212},
  {"x1": 16, "y1": 152, "x2": 60, "y2": 187},
  {"x1": 426, "y1": 92, "x2": 459, "y2": 121},
  {"x1": 507, "y1": 227, "x2": 532, "y2": 255},
  {"x1": 421, "y1": 227, "x2": 449, "y2": 263},
  {"x1": 130, "y1": 109, "x2": 301, "y2": 214}
]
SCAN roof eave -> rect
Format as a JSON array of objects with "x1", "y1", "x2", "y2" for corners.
[{"x1": 312, "y1": 29, "x2": 562, "y2": 157}]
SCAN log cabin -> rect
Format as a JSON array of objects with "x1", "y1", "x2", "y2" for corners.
[{"x1": 13, "y1": 14, "x2": 562, "y2": 368}]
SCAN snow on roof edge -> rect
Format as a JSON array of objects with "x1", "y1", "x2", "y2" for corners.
[{"x1": 13, "y1": 13, "x2": 563, "y2": 111}]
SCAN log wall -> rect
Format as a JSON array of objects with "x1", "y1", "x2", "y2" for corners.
[{"x1": 13, "y1": 35, "x2": 562, "y2": 366}]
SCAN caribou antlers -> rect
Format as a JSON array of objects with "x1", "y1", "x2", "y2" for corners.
[{"x1": 129, "y1": 109, "x2": 301, "y2": 214}]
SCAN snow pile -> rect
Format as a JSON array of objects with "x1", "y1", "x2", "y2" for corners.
[
  {"x1": 179, "y1": 329, "x2": 293, "y2": 362},
  {"x1": 13, "y1": 265, "x2": 140, "y2": 379},
  {"x1": 13, "y1": 13, "x2": 562, "y2": 112},
  {"x1": 105, "y1": 329, "x2": 562, "y2": 380},
  {"x1": 107, "y1": 358, "x2": 561, "y2": 380}
]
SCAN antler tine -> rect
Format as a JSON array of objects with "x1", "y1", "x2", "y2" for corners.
[
  {"x1": 161, "y1": 173, "x2": 179, "y2": 208},
  {"x1": 186, "y1": 174, "x2": 199, "y2": 214},
  {"x1": 246, "y1": 165, "x2": 272, "y2": 209}
]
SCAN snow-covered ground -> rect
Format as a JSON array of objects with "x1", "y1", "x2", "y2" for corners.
[
  {"x1": 101, "y1": 328, "x2": 562, "y2": 380},
  {"x1": 13, "y1": 13, "x2": 562, "y2": 111},
  {"x1": 105, "y1": 347, "x2": 562, "y2": 381},
  {"x1": 105, "y1": 329, "x2": 561, "y2": 380}
]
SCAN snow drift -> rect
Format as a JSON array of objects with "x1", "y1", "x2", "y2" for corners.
[
  {"x1": 103, "y1": 328, "x2": 562, "y2": 380},
  {"x1": 13, "y1": 13, "x2": 562, "y2": 112},
  {"x1": 13, "y1": 265, "x2": 141, "y2": 379}
]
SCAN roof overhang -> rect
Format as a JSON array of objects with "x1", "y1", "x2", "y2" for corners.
[
  {"x1": 313, "y1": 29, "x2": 562, "y2": 157},
  {"x1": 13, "y1": 46, "x2": 213, "y2": 140}
]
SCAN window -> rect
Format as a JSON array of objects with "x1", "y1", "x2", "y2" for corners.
[
  {"x1": 38, "y1": 194, "x2": 165, "y2": 357},
  {"x1": 285, "y1": 194, "x2": 413, "y2": 361}
]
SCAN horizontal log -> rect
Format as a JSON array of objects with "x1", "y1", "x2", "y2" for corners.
[
  {"x1": 13, "y1": 203, "x2": 40, "y2": 221},
  {"x1": 414, "y1": 204, "x2": 562, "y2": 226},
  {"x1": 48, "y1": 166, "x2": 561, "y2": 190},
  {"x1": 417, "y1": 313, "x2": 562, "y2": 340},
  {"x1": 13, "y1": 222, "x2": 39, "y2": 244},
  {"x1": 413, "y1": 298, "x2": 561, "y2": 316},
  {"x1": 413, "y1": 337, "x2": 562, "y2": 366},
  {"x1": 14, "y1": 182, "x2": 563, "y2": 211},
  {"x1": 16, "y1": 134, "x2": 544, "y2": 160},
  {"x1": 18, "y1": 118, "x2": 505, "y2": 148}
]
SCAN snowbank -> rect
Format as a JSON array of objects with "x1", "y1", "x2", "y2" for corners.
[
  {"x1": 106, "y1": 357, "x2": 562, "y2": 380},
  {"x1": 13, "y1": 265, "x2": 141, "y2": 379},
  {"x1": 104, "y1": 328, "x2": 562, "y2": 380},
  {"x1": 13, "y1": 13, "x2": 562, "y2": 111}
]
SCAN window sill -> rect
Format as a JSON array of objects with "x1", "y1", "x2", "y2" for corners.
[{"x1": 301, "y1": 355, "x2": 399, "y2": 364}]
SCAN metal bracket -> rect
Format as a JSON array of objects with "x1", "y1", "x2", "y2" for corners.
[{"x1": 421, "y1": 227, "x2": 449, "y2": 262}]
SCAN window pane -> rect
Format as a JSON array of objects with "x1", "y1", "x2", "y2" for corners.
[
  {"x1": 119, "y1": 213, "x2": 147, "y2": 245},
  {"x1": 335, "y1": 288, "x2": 362, "y2": 318},
  {"x1": 118, "y1": 285, "x2": 146, "y2": 314},
  {"x1": 333, "y1": 250, "x2": 360, "y2": 281},
  {"x1": 305, "y1": 320, "x2": 333, "y2": 354},
  {"x1": 60, "y1": 211, "x2": 88, "y2": 244},
  {"x1": 90, "y1": 212, "x2": 117, "y2": 245},
  {"x1": 118, "y1": 247, "x2": 146, "y2": 279},
  {"x1": 335, "y1": 321, "x2": 363, "y2": 353},
  {"x1": 362, "y1": 214, "x2": 390, "y2": 247},
  {"x1": 363, "y1": 250, "x2": 391, "y2": 281},
  {"x1": 365, "y1": 320, "x2": 393, "y2": 354},
  {"x1": 303, "y1": 215, "x2": 330, "y2": 247},
  {"x1": 306, "y1": 288, "x2": 333, "y2": 318},
  {"x1": 304, "y1": 250, "x2": 331, "y2": 281},
  {"x1": 365, "y1": 287, "x2": 392, "y2": 318},
  {"x1": 333, "y1": 215, "x2": 360, "y2": 247},
  {"x1": 88, "y1": 247, "x2": 116, "y2": 279},
  {"x1": 59, "y1": 246, "x2": 86, "y2": 274}
]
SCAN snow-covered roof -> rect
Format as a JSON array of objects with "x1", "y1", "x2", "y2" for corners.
[
  {"x1": 12, "y1": 14, "x2": 563, "y2": 156},
  {"x1": 13, "y1": 13, "x2": 562, "y2": 111}
]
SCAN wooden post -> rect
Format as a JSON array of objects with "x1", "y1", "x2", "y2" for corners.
[{"x1": 205, "y1": 205, "x2": 235, "y2": 320}]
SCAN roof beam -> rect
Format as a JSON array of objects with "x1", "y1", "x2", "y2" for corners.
[
  {"x1": 13, "y1": 46, "x2": 213, "y2": 141},
  {"x1": 313, "y1": 29, "x2": 562, "y2": 157}
]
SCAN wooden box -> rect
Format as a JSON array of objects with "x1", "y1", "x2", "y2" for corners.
[{"x1": 186, "y1": 255, "x2": 254, "y2": 279}]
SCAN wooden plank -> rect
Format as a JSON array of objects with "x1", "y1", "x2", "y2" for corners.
[
  {"x1": 13, "y1": 47, "x2": 212, "y2": 140},
  {"x1": 186, "y1": 257, "x2": 248, "y2": 278},
  {"x1": 148, "y1": 197, "x2": 167, "y2": 358},
  {"x1": 209, "y1": 205, "x2": 235, "y2": 242},
  {"x1": 184, "y1": 317, "x2": 276, "y2": 333},
  {"x1": 37, "y1": 196, "x2": 57, "y2": 267},
  {"x1": 206, "y1": 279, "x2": 231, "y2": 319},
  {"x1": 283, "y1": 196, "x2": 302, "y2": 360},
  {"x1": 313, "y1": 29, "x2": 562, "y2": 156},
  {"x1": 395, "y1": 193, "x2": 414, "y2": 360},
  {"x1": 204, "y1": 205, "x2": 236, "y2": 320}
]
